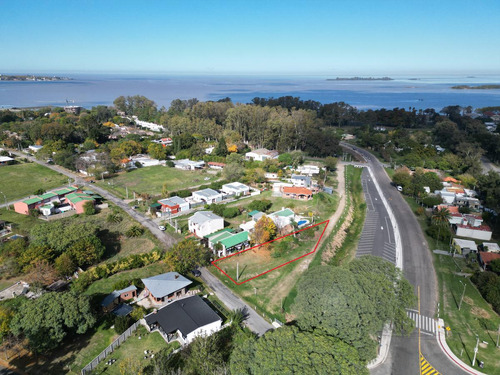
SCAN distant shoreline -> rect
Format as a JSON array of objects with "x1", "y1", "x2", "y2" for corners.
[
  {"x1": 452, "y1": 84, "x2": 500, "y2": 90},
  {"x1": 0, "y1": 74, "x2": 72, "y2": 81},
  {"x1": 327, "y1": 77, "x2": 393, "y2": 81}
]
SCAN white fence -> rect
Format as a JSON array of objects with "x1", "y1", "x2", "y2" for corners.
[{"x1": 81, "y1": 321, "x2": 139, "y2": 375}]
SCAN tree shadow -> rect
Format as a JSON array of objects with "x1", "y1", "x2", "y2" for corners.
[
  {"x1": 99, "y1": 229, "x2": 121, "y2": 259},
  {"x1": 457, "y1": 332, "x2": 472, "y2": 364}
]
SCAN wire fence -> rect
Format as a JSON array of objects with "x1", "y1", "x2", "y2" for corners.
[{"x1": 81, "y1": 321, "x2": 140, "y2": 375}]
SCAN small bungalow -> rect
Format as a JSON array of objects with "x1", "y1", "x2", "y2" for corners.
[
  {"x1": 65, "y1": 193, "x2": 95, "y2": 214},
  {"x1": 189, "y1": 211, "x2": 224, "y2": 238},
  {"x1": 479, "y1": 251, "x2": 500, "y2": 271},
  {"x1": 291, "y1": 175, "x2": 312, "y2": 188},
  {"x1": 216, "y1": 231, "x2": 249, "y2": 257},
  {"x1": 221, "y1": 182, "x2": 250, "y2": 197},
  {"x1": 0, "y1": 156, "x2": 14, "y2": 166},
  {"x1": 453, "y1": 214, "x2": 492, "y2": 241},
  {"x1": 451, "y1": 238, "x2": 478, "y2": 256},
  {"x1": 269, "y1": 208, "x2": 296, "y2": 229},
  {"x1": 0, "y1": 221, "x2": 12, "y2": 237},
  {"x1": 142, "y1": 272, "x2": 192, "y2": 305},
  {"x1": 13, "y1": 197, "x2": 42, "y2": 215},
  {"x1": 192, "y1": 188, "x2": 223, "y2": 204},
  {"x1": 101, "y1": 285, "x2": 138, "y2": 314},
  {"x1": 208, "y1": 162, "x2": 226, "y2": 170},
  {"x1": 296, "y1": 165, "x2": 321, "y2": 176},
  {"x1": 144, "y1": 295, "x2": 222, "y2": 345},
  {"x1": 205, "y1": 228, "x2": 235, "y2": 249},
  {"x1": 281, "y1": 186, "x2": 313, "y2": 200},
  {"x1": 480, "y1": 242, "x2": 500, "y2": 253},
  {"x1": 245, "y1": 148, "x2": 279, "y2": 162},
  {"x1": 174, "y1": 159, "x2": 205, "y2": 170},
  {"x1": 158, "y1": 196, "x2": 190, "y2": 215}
]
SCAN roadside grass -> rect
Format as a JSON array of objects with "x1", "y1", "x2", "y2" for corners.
[
  {"x1": 95, "y1": 166, "x2": 220, "y2": 198},
  {"x1": 403, "y1": 195, "x2": 500, "y2": 373},
  {"x1": 385, "y1": 167, "x2": 395, "y2": 179},
  {"x1": 0, "y1": 162, "x2": 67, "y2": 201},
  {"x1": 89, "y1": 326, "x2": 179, "y2": 375}
]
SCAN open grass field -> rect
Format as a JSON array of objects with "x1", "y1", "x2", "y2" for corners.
[
  {"x1": 89, "y1": 326, "x2": 179, "y2": 375},
  {"x1": 0, "y1": 162, "x2": 67, "y2": 201},
  {"x1": 403, "y1": 195, "x2": 500, "y2": 374},
  {"x1": 96, "y1": 166, "x2": 220, "y2": 198},
  {"x1": 214, "y1": 221, "x2": 328, "y2": 284}
]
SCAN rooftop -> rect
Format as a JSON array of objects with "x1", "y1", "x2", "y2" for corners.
[
  {"x1": 189, "y1": 211, "x2": 223, "y2": 225},
  {"x1": 282, "y1": 186, "x2": 313, "y2": 195},
  {"x1": 479, "y1": 251, "x2": 500, "y2": 265},
  {"x1": 144, "y1": 295, "x2": 221, "y2": 337},
  {"x1": 193, "y1": 188, "x2": 221, "y2": 199},
  {"x1": 142, "y1": 272, "x2": 192, "y2": 299},
  {"x1": 219, "y1": 231, "x2": 249, "y2": 249}
]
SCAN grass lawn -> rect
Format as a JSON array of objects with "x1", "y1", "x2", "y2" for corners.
[
  {"x1": 385, "y1": 167, "x2": 395, "y2": 179},
  {"x1": 96, "y1": 166, "x2": 220, "y2": 198},
  {"x1": 0, "y1": 162, "x2": 67, "y2": 201},
  {"x1": 90, "y1": 326, "x2": 179, "y2": 375},
  {"x1": 403, "y1": 195, "x2": 500, "y2": 374}
]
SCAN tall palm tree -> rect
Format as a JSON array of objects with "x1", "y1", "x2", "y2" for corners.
[{"x1": 432, "y1": 207, "x2": 451, "y2": 248}]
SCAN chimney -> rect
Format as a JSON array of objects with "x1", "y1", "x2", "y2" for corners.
[{"x1": 175, "y1": 274, "x2": 179, "y2": 279}]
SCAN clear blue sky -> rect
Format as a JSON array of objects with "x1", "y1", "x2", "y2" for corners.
[{"x1": 1, "y1": 0, "x2": 499, "y2": 75}]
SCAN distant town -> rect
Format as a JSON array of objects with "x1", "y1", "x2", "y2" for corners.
[
  {"x1": 0, "y1": 74, "x2": 71, "y2": 81},
  {"x1": 327, "y1": 76, "x2": 393, "y2": 81}
]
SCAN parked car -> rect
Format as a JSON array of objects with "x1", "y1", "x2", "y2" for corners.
[
  {"x1": 397, "y1": 185, "x2": 403, "y2": 192},
  {"x1": 159, "y1": 225, "x2": 166, "y2": 231},
  {"x1": 191, "y1": 269, "x2": 201, "y2": 277}
]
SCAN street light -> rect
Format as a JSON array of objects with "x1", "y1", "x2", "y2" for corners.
[
  {"x1": 472, "y1": 334, "x2": 479, "y2": 367},
  {"x1": 459, "y1": 280, "x2": 467, "y2": 311}
]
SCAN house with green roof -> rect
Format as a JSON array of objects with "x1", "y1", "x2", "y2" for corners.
[
  {"x1": 13, "y1": 185, "x2": 83, "y2": 216},
  {"x1": 211, "y1": 230, "x2": 250, "y2": 257},
  {"x1": 65, "y1": 192, "x2": 95, "y2": 214}
]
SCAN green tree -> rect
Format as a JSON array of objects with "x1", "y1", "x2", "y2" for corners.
[
  {"x1": 214, "y1": 135, "x2": 228, "y2": 157},
  {"x1": 68, "y1": 236, "x2": 105, "y2": 267},
  {"x1": 164, "y1": 239, "x2": 210, "y2": 274},
  {"x1": 83, "y1": 200, "x2": 96, "y2": 215},
  {"x1": 185, "y1": 333, "x2": 225, "y2": 375},
  {"x1": 148, "y1": 142, "x2": 167, "y2": 160},
  {"x1": 223, "y1": 162, "x2": 245, "y2": 181},
  {"x1": 392, "y1": 166, "x2": 412, "y2": 191},
  {"x1": 251, "y1": 216, "x2": 277, "y2": 248},
  {"x1": 324, "y1": 156, "x2": 338, "y2": 171},
  {"x1": 54, "y1": 253, "x2": 75, "y2": 276},
  {"x1": 10, "y1": 292, "x2": 95, "y2": 353},
  {"x1": 125, "y1": 225, "x2": 145, "y2": 238},
  {"x1": 230, "y1": 326, "x2": 367, "y2": 375}
]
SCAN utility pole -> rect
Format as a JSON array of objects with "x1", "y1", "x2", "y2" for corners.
[
  {"x1": 459, "y1": 280, "x2": 467, "y2": 310},
  {"x1": 126, "y1": 186, "x2": 129, "y2": 199},
  {"x1": 472, "y1": 335, "x2": 479, "y2": 367}
]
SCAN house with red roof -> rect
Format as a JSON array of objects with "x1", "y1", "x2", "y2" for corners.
[
  {"x1": 281, "y1": 186, "x2": 313, "y2": 200},
  {"x1": 479, "y1": 251, "x2": 500, "y2": 271}
]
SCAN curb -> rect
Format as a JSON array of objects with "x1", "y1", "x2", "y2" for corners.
[
  {"x1": 436, "y1": 319, "x2": 487, "y2": 375},
  {"x1": 367, "y1": 323, "x2": 393, "y2": 369}
]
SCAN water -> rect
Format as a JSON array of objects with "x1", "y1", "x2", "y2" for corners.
[{"x1": 1, "y1": 74, "x2": 499, "y2": 110}]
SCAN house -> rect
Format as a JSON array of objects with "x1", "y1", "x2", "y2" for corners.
[
  {"x1": 481, "y1": 242, "x2": 500, "y2": 253},
  {"x1": 64, "y1": 105, "x2": 82, "y2": 115},
  {"x1": 192, "y1": 188, "x2": 223, "y2": 204},
  {"x1": 250, "y1": 210, "x2": 266, "y2": 222},
  {"x1": 0, "y1": 156, "x2": 14, "y2": 166},
  {"x1": 265, "y1": 172, "x2": 278, "y2": 179},
  {"x1": 174, "y1": 159, "x2": 205, "y2": 170},
  {"x1": 479, "y1": 252, "x2": 500, "y2": 271},
  {"x1": 239, "y1": 220, "x2": 256, "y2": 232},
  {"x1": 453, "y1": 215, "x2": 492, "y2": 241},
  {"x1": 451, "y1": 238, "x2": 478, "y2": 256},
  {"x1": 208, "y1": 230, "x2": 250, "y2": 257},
  {"x1": 101, "y1": 285, "x2": 138, "y2": 314},
  {"x1": 208, "y1": 162, "x2": 225, "y2": 170},
  {"x1": 28, "y1": 145, "x2": 43, "y2": 153},
  {"x1": 142, "y1": 272, "x2": 192, "y2": 304},
  {"x1": 221, "y1": 182, "x2": 250, "y2": 197},
  {"x1": 188, "y1": 211, "x2": 224, "y2": 237},
  {"x1": 13, "y1": 197, "x2": 43, "y2": 215},
  {"x1": 65, "y1": 193, "x2": 95, "y2": 214},
  {"x1": 296, "y1": 165, "x2": 321, "y2": 176},
  {"x1": 281, "y1": 186, "x2": 313, "y2": 200},
  {"x1": 205, "y1": 228, "x2": 235, "y2": 249},
  {"x1": 53, "y1": 186, "x2": 79, "y2": 199},
  {"x1": 0, "y1": 221, "x2": 12, "y2": 237},
  {"x1": 134, "y1": 118, "x2": 165, "y2": 132},
  {"x1": 291, "y1": 175, "x2": 312, "y2": 188},
  {"x1": 269, "y1": 208, "x2": 296, "y2": 229},
  {"x1": 455, "y1": 196, "x2": 481, "y2": 210},
  {"x1": 245, "y1": 148, "x2": 279, "y2": 162},
  {"x1": 144, "y1": 295, "x2": 222, "y2": 345},
  {"x1": 435, "y1": 190, "x2": 456, "y2": 204},
  {"x1": 130, "y1": 154, "x2": 164, "y2": 167},
  {"x1": 158, "y1": 196, "x2": 190, "y2": 215}
]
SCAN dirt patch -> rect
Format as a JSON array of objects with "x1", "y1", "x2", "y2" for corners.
[
  {"x1": 463, "y1": 296, "x2": 474, "y2": 306},
  {"x1": 321, "y1": 200, "x2": 354, "y2": 264},
  {"x1": 470, "y1": 306, "x2": 490, "y2": 319}
]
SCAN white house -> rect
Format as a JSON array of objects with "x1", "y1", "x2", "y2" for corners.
[
  {"x1": 28, "y1": 145, "x2": 43, "y2": 152},
  {"x1": 269, "y1": 208, "x2": 296, "y2": 229},
  {"x1": 296, "y1": 165, "x2": 321, "y2": 176},
  {"x1": 245, "y1": 148, "x2": 279, "y2": 162},
  {"x1": 130, "y1": 154, "x2": 164, "y2": 167},
  {"x1": 192, "y1": 188, "x2": 223, "y2": 204},
  {"x1": 291, "y1": 175, "x2": 312, "y2": 188},
  {"x1": 188, "y1": 211, "x2": 224, "y2": 237},
  {"x1": 221, "y1": 182, "x2": 250, "y2": 197},
  {"x1": 144, "y1": 295, "x2": 222, "y2": 345},
  {"x1": 454, "y1": 214, "x2": 492, "y2": 241},
  {"x1": 482, "y1": 242, "x2": 500, "y2": 253},
  {"x1": 134, "y1": 118, "x2": 165, "y2": 132},
  {"x1": 174, "y1": 159, "x2": 205, "y2": 170}
]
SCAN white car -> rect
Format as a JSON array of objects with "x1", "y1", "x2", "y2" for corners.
[{"x1": 159, "y1": 226, "x2": 166, "y2": 231}]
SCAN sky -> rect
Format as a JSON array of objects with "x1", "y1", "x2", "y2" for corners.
[{"x1": 1, "y1": 0, "x2": 499, "y2": 75}]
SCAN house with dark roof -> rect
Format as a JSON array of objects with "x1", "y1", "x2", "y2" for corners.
[
  {"x1": 144, "y1": 295, "x2": 222, "y2": 345},
  {"x1": 142, "y1": 272, "x2": 192, "y2": 305}
]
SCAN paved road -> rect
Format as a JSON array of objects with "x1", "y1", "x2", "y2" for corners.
[
  {"x1": 200, "y1": 267, "x2": 273, "y2": 335},
  {"x1": 342, "y1": 143, "x2": 470, "y2": 375},
  {"x1": 481, "y1": 155, "x2": 500, "y2": 174}
]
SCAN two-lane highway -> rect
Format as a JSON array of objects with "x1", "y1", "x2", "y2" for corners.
[{"x1": 343, "y1": 143, "x2": 470, "y2": 375}]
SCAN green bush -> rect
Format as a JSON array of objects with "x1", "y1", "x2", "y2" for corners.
[
  {"x1": 222, "y1": 207, "x2": 240, "y2": 218},
  {"x1": 114, "y1": 315, "x2": 133, "y2": 334},
  {"x1": 248, "y1": 199, "x2": 272, "y2": 212},
  {"x1": 422, "y1": 196, "x2": 442, "y2": 208}
]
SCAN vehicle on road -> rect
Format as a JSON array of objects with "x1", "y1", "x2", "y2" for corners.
[
  {"x1": 191, "y1": 269, "x2": 201, "y2": 277},
  {"x1": 397, "y1": 185, "x2": 403, "y2": 192},
  {"x1": 159, "y1": 225, "x2": 166, "y2": 231}
]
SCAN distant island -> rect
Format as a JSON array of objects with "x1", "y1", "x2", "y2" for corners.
[
  {"x1": 327, "y1": 76, "x2": 393, "y2": 81},
  {"x1": 451, "y1": 84, "x2": 500, "y2": 90},
  {"x1": 0, "y1": 74, "x2": 71, "y2": 81}
]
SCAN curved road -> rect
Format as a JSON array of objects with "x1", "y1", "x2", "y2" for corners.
[{"x1": 342, "y1": 143, "x2": 470, "y2": 375}]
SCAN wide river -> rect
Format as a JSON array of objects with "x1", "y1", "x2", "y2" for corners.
[{"x1": 1, "y1": 74, "x2": 499, "y2": 110}]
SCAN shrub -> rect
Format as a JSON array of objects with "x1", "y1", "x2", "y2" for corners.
[
  {"x1": 248, "y1": 199, "x2": 272, "y2": 213},
  {"x1": 422, "y1": 196, "x2": 442, "y2": 208},
  {"x1": 126, "y1": 225, "x2": 144, "y2": 237},
  {"x1": 106, "y1": 213, "x2": 123, "y2": 223},
  {"x1": 222, "y1": 207, "x2": 240, "y2": 218},
  {"x1": 114, "y1": 315, "x2": 133, "y2": 334},
  {"x1": 415, "y1": 207, "x2": 425, "y2": 216},
  {"x1": 83, "y1": 201, "x2": 96, "y2": 215}
]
